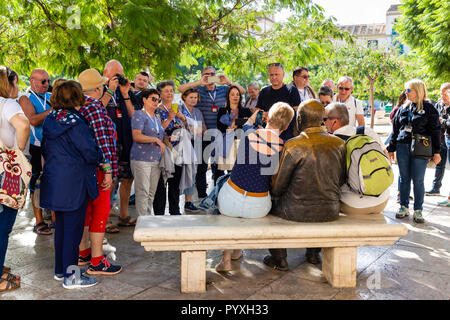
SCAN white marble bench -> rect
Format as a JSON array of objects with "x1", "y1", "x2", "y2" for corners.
[{"x1": 133, "y1": 213, "x2": 408, "y2": 293}]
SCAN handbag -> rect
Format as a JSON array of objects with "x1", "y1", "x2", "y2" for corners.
[
  {"x1": 410, "y1": 133, "x2": 432, "y2": 159},
  {"x1": 0, "y1": 100, "x2": 32, "y2": 209},
  {"x1": 407, "y1": 104, "x2": 433, "y2": 159}
]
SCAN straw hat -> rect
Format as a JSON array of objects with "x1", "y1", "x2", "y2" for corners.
[{"x1": 78, "y1": 68, "x2": 107, "y2": 91}]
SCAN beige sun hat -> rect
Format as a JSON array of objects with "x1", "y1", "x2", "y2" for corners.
[{"x1": 78, "y1": 68, "x2": 107, "y2": 91}]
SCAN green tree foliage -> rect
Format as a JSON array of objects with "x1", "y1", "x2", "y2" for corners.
[
  {"x1": 0, "y1": 0, "x2": 348, "y2": 84},
  {"x1": 396, "y1": 0, "x2": 450, "y2": 81}
]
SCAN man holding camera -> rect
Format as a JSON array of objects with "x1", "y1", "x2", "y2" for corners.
[
  {"x1": 101, "y1": 60, "x2": 137, "y2": 232},
  {"x1": 177, "y1": 67, "x2": 245, "y2": 195}
]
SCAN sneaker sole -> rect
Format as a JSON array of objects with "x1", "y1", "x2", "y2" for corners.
[
  {"x1": 425, "y1": 193, "x2": 440, "y2": 196},
  {"x1": 54, "y1": 275, "x2": 64, "y2": 281},
  {"x1": 395, "y1": 214, "x2": 409, "y2": 219},
  {"x1": 86, "y1": 268, "x2": 123, "y2": 275},
  {"x1": 63, "y1": 281, "x2": 98, "y2": 289},
  {"x1": 184, "y1": 209, "x2": 201, "y2": 213},
  {"x1": 78, "y1": 261, "x2": 91, "y2": 266}
]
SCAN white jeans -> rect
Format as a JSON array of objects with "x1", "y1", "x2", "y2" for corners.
[
  {"x1": 217, "y1": 181, "x2": 271, "y2": 219},
  {"x1": 130, "y1": 160, "x2": 161, "y2": 216}
]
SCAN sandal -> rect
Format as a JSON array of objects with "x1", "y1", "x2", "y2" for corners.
[
  {"x1": 105, "y1": 224, "x2": 120, "y2": 234},
  {"x1": 0, "y1": 277, "x2": 20, "y2": 293},
  {"x1": 118, "y1": 216, "x2": 136, "y2": 227},
  {"x1": 33, "y1": 222, "x2": 52, "y2": 235},
  {"x1": 1, "y1": 272, "x2": 20, "y2": 285}
]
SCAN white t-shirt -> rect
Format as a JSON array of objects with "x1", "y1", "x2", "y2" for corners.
[
  {"x1": 298, "y1": 87, "x2": 312, "y2": 102},
  {"x1": 333, "y1": 95, "x2": 364, "y2": 126},
  {"x1": 334, "y1": 125, "x2": 390, "y2": 208},
  {"x1": 0, "y1": 97, "x2": 25, "y2": 148}
]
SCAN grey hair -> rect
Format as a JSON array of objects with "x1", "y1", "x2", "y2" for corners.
[
  {"x1": 326, "y1": 102, "x2": 349, "y2": 126},
  {"x1": 248, "y1": 82, "x2": 259, "y2": 90},
  {"x1": 202, "y1": 66, "x2": 216, "y2": 74},
  {"x1": 337, "y1": 76, "x2": 353, "y2": 87}
]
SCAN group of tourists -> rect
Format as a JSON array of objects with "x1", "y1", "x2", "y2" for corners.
[{"x1": 0, "y1": 59, "x2": 448, "y2": 292}]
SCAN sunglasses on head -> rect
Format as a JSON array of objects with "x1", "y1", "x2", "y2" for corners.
[
  {"x1": 338, "y1": 86, "x2": 351, "y2": 91},
  {"x1": 268, "y1": 63, "x2": 282, "y2": 68}
]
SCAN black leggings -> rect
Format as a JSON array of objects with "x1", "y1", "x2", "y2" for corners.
[{"x1": 153, "y1": 164, "x2": 182, "y2": 215}]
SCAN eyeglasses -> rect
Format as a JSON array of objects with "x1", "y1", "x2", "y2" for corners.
[
  {"x1": 406, "y1": 88, "x2": 412, "y2": 93},
  {"x1": 203, "y1": 72, "x2": 216, "y2": 76},
  {"x1": 338, "y1": 87, "x2": 351, "y2": 91},
  {"x1": 301, "y1": 75, "x2": 310, "y2": 79},
  {"x1": 151, "y1": 97, "x2": 160, "y2": 102},
  {"x1": 41, "y1": 79, "x2": 51, "y2": 85}
]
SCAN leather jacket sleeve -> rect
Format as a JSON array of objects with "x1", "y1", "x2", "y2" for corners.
[{"x1": 271, "y1": 147, "x2": 300, "y2": 197}]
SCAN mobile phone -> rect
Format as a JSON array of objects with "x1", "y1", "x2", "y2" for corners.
[
  {"x1": 255, "y1": 110, "x2": 263, "y2": 127},
  {"x1": 207, "y1": 76, "x2": 221, "y2": 83}
]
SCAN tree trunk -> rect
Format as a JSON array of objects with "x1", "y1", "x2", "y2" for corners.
[{"x1": 369, "y1": 77, "x2": 376, "y2": 129}]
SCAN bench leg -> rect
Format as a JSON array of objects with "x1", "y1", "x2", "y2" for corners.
[
  {"x1": 322, "y1": 247, "x2": 357, "y2": 288},
  {"x1": 180, "y1": 251, "x2": 206, "y2": 293}
]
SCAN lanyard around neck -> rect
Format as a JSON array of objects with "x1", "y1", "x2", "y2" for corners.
[
  {"x1": 208, "y1": 90, "x2": 216, "y2": 102},
  {"x1": 145, "y1": 110, "x2": 161, "y2": 134},
  {"x1": 31, "y1": 91, "x2": 48, "y2": 110}
]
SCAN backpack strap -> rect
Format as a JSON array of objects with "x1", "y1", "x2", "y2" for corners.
[
  {"x1": 335, "y1": 134, "x2": 351, "y2": 141},
  {"x1": 356, "y1": 126, "x2": 365, "y2": 135}
]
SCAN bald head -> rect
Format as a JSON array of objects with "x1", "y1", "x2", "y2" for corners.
[
  {"x1": 297, "y1": 99, "x2": 324, "y2": 133},
  {"x1": 103, "y1": 60, "x2": 124, "y2": 80},
  {"x1": 30, "y1": 69, "x2": 50, "y2": 94}
]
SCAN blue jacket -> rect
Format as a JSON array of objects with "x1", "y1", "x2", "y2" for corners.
[{"x1": 40, "y1": 109, "x2": 102, "y2": 211}]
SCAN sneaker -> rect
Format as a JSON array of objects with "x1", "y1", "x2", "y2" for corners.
[
  {"x1": 395, "y1": 206, "x2": 410, "y2": 219},
  {"x1": 413, "y1": 210, "x2": 425, "y2": 223},
  {"x1": 425, "y1": 189, "x2": 440, "y2": 196},
  {"x1": 63, "y1": 274, "x2": 98, "y2": 289},
  {"x1": 54, "y1": 273, "x2": 64, "y2": 281},
  {"x1": 437, "y1": 200, "x2": 450, "y2": 207},
  {"x1": 184, "y1": 202, "x2": 200, "y2": 213},
  {"x1": 78, "y1": 254, "x2": 91, "y2": 266},
  {"x1": 86, "y1": 256, "x2": 122, "y2": 275}
]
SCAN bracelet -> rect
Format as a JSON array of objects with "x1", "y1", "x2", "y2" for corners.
[
  {"x1": 123, "y1": 97, "x2": 130, "y2": 100},
  {"x1": 104, "y1": 171, "x2": 112, "y2": 175},
  {"x1": 102, "y1": 165, "x2": 111, "y2": 171},
  {"x1": 106, "y1": 89, "x2": 114, "y2": 95}
]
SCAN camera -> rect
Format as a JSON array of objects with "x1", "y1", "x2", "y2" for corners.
[{"x1": 115, "y1": 73, "x2": 128, "y2": 86}]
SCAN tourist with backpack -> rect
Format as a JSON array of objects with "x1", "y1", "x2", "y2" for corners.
[
  {"x1": 324, "y1": 103, "x2": 393, "y2": 215},
  {"x1": 387, "y1": 79, "x2": 441, "y2": 224}
]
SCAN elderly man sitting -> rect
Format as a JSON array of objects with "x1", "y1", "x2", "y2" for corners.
[
  {"x1": 263, "y1": 99, "x2": 346, "y2": 271},
  {"x1": 324, "y1": 103, "x2": 391, "y2": 215}
]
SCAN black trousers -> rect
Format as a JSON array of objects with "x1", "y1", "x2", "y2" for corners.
[{"x1": 153, "y1": 164, "x2": 182, "y2": 215}]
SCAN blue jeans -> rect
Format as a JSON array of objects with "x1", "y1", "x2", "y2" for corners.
[
  {"x1": 430, "y1": 140, "x2": 448, "y2": 192},
  {"x1": 396, "y1": 143, "x2": 428, "y2": 210},
  {"x1": 0, "y1": 206, "x2": 18, "y2": 270}
]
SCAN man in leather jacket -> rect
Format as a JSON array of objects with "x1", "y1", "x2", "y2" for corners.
[{"x1": 263, "y1": 99, "x2": 346, "y2": 271}]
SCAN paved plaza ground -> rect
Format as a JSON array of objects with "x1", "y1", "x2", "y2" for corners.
[{"x1": 0, "y1": 122, "x2": 449, "y2": 300}]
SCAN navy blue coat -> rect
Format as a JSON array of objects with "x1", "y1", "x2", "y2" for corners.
[{"x1": 40, "y1": 109, "x2": 102, "y2": 211}]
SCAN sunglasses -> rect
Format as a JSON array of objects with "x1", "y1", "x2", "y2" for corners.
[
  {"x1": 338, "y1": 87, "x2": 351, "y2": 91},
  {"x1": 151, "y1": 97, "x2": 160, "y2": 102},
  {"x1": 203, "y1": 72, "x2": 216, "y2": 76},
  {"x1": 41, "y1": 79, "x2": 51, "y2": 85},
  {"x1": 268, "y1": 63, "x2": 282, "y2": 68},
  {"x1": 406, "y1": 88, "x2": 412, "y2": 93}
]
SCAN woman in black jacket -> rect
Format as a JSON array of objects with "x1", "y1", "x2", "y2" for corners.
[
  {"x1": 387, "y1": 79, "x2": 441, "y2": 224},
  {"x1": 215, "y1": 86, "x2": 252, "y2": 183}
]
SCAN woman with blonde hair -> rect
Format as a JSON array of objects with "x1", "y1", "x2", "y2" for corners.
[
  {"x1": 0, "y1": 66, "x2": 30, "y2": 292},
  {"x1": 387, "y1": 79, "x2": 441, "y2": 223}
]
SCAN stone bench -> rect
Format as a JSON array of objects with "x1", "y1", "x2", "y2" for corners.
[{"x1": 133, "y1": 213, "x2": 408, "y2": 293}]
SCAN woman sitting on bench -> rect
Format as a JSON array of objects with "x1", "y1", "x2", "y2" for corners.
[{"x1": 215, "y1": 102, "x2": 294, "y2": 272}]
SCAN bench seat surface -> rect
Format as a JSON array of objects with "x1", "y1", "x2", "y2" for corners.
[{"x1": 134, "y1": 214, "x2": 408, "y2": 251}]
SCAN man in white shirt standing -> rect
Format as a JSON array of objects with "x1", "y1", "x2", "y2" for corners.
[
  {"x1": 324, "y1": 103, "x2": 390, "y2": 215},
  {"x1": 333, "y1": 76, "x2": 365, "y2": 127}
]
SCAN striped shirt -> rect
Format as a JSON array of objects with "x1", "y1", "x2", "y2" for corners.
[
  {"x1": 79, "y1": 96, "x2": 118, "y2": 177},
  {"x1": 196, "y1": 86, "x2": 230, "y2": 129}
]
